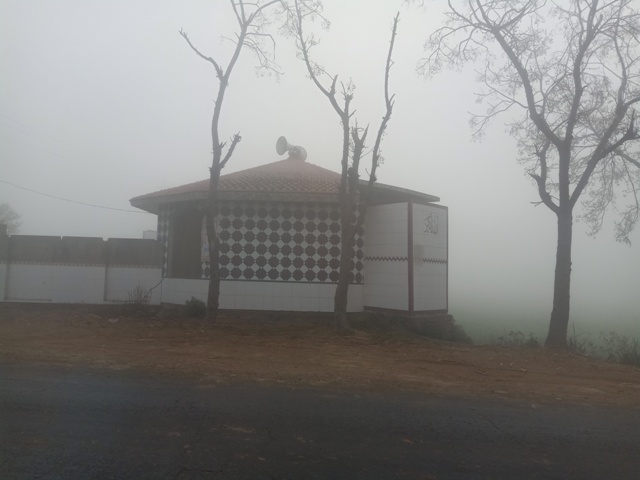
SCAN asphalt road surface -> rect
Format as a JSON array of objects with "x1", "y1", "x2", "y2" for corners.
[{"x1": 1, "y1": 362, "x2": 638, "y2": 479}]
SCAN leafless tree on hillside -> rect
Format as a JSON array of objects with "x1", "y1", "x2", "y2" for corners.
[
  {"x1": 180, "y1": 0, "x2": 281, "y2": 322},
  {"x1": 282, "y1": 0, "x2": 398, "y2": 330},
  {"x1": 421, "y1": 0, "x2": 640, "y2": 347}
]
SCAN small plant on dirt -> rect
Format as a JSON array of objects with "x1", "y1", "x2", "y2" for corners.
[
  {"x1": 565, "y1": 325, "x2": 639, "y2": 366},
  {"x1": 124, "y1": 284, "x2": 150, "y2": 305},
  {"x1": 598, "y1": 332, "x2": 640, "y2": 367},
  {"x1": 567, "y1": 324, "x2": 597, "y2": 355},
  {"x1": 185, "y1": 296, "x2": 206, "y2": 318},
  {"x1": 492, "y1": 330, "x2": 540, "y2": 348}
]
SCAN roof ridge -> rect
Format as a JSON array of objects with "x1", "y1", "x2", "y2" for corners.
[{"x1": 222, "y1": 157, "x2": 340, "y2": 178}]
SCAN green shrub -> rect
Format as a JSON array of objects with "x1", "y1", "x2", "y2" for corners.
[
  {"x1": 124, "y1": 284, "x2": 150, "y2": 305},
  {"x1": 599, "y1": 332, "x2": 640, "y2": 367},
  {"x1": 567, "y1": 325, "x2": 596, "y2": 355},
  {"x1": 185, "y1": 296, "x2": 206, "y2": 318},
  {"x1": 492, "y1": 330, "x2": 540, "y2": 348}
]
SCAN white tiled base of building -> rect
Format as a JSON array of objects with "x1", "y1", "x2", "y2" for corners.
[{"x1": 161, "y1": 278, "x2": 364, "y2": 313}]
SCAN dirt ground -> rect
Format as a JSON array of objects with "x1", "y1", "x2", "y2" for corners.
[{"x1": 1, "y1": 303, "x2": 638, "y2": 408}]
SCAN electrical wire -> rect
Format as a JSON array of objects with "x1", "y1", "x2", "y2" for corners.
[{"x1": 0, "y1": 179, "x2": 150, "y2": 214}]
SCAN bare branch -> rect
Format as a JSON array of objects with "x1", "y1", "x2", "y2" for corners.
[
  {"x1": 179, "y1": 29, "x2": 223, "y2": 78},
  {"x1": 220, "y1": 133, "x2": 242, "y2": 169},
  {"x1": 364, "y1": 12, "x2": 400, "y2": 203},
  {"x1": 530, "y1": 139, "x2": 559, "y2": 213},
  {"x1": 290, "y1": 0, "x2": 346, "y2": 118}
]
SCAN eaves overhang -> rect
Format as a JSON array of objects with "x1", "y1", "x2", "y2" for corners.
[{"x1": 130, "y1": 190, "x2": 343, "y2": 214}]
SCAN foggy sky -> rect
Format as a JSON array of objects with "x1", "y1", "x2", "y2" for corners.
[{"x1": 1, "y1": 0, "x2": 638, "y2": 338}]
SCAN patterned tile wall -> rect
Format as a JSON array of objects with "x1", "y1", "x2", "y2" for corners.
[
  {"x1": 157, "y1": 205, "x2": 174, "y2": 277},
  {"x1": 159, "y1": 201, "x2": 364, "y2": 284}
]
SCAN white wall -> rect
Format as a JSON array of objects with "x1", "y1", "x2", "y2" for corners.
[
  {"x1": 2, "y1": 263, "x2": 162, "y2": 304},
  {"x1": 0, "y1": 263, "x2": 6, "y2": 301},
  {"x1": 4, "y1": 264, "x2": 54, "y2": 302},
  {"x1": 104, "y1": 266, "x2": 162, "y2": 304},
  {"x1": 51, "y1": 265, "x2": 106, "y2": 303},
  {"x1": 363, "y1": 203, "x2": 410, "y2": 311},
  {"x1": 412, "y1": 204, "x2": 448, "y2": 311},
  {"x1": 162, "y1": 278, "x2": 363, "y2": 312}
]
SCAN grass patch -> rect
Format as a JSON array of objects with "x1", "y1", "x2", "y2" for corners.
[
  {"x1": 185, "y1": 296, "x2": 206, "y2": 318},
  {"x1": 598, "y1": 331, "x2": 640, "y2": 366},
  {"x1": 491, "y1": 325, "x2": 640, "y2": 367},
  {"x1": 491, "y1": 330, "x2": 541, "y2": 348}
]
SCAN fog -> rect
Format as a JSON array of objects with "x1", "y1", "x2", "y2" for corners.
[{"x1": 2, "y1": 1, "x2": 638, "y2": 341}]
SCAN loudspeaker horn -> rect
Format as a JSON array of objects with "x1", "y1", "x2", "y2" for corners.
[{"x1": 276, "y1": 136, "x2": 307, "y2": 161}]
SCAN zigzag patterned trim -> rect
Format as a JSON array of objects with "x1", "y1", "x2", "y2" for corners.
[
  {"x1": 364, "y1": 256, "x2": 408, "y2": 262},
  {"x1": 422, "y1": 258, "x2": 447, "y2": 264},
  {"x1": 363, "y1": 256, "x2": 447, "y2": 264}
]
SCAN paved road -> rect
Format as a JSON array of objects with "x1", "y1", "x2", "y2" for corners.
[{"x1": 1, "y1": 362, "x2": 638, "y2": 479}]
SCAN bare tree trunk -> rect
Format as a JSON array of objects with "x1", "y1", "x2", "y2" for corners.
[
  {"x1": 205, "y1": 168, "x2": 222, "y2": 323},
  {"x1": 205, "y1": 222, "x2": 220, "y2": 322},
  {"x1": 545, "y1": 208, "x2": 573, "y2": 348},
  {"x1": 333, "y1": 282, "x2": 349, "y2": 330},
  {"x1": 334, "y1": 205, "x2": 354, "y2": 330}
]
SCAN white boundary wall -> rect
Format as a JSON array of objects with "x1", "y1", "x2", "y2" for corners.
[
  {"x1": 0, "y1": 236, "x2": 163, "y2": 305},
  {"x1": 104, "y1": 266, "x2": 162, "y2": 304},
  {"x1": 0, "y1": 263, "x2": 162, "y2": 304}
]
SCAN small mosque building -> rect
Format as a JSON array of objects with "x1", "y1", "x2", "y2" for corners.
[{"x1": 130, "y1": 140, "x2": 448, "y2": 313}]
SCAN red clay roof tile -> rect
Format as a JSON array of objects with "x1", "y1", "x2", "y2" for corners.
[{"x1": 131, "y1": 157, "x2": 341, "y2": 201}]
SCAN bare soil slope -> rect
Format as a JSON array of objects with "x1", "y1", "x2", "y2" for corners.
[{"x1": 1, "y1": 304, "x2": 638, "y2": 408}]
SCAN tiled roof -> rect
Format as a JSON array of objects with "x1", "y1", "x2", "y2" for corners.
[
  {"x1": 132, "y1": 157, "x2": 341, "y2": 201},
  {"x1": 130, "y1": 156, "x2": 440, "y2": 214}
]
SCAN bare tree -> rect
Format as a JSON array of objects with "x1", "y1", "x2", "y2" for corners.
[
  {"x1": 422, "y1": 0, "x2": 640, "y2": 347},
  {"x1": 283, "y1": 0, "x2": 398, "y2": 329},
  {"x1": 180, "y1": 0, "x2": 280, "y2": 322},
  {"x1": 0, "y1": 203, "x2": 21, "y2": 235}
]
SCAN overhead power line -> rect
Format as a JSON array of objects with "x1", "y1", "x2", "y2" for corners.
[{"x1": 0, "y1": 179, "x2": 150, "y2": 214}]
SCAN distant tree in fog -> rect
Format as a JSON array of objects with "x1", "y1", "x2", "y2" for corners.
[
  {"x1": 421, "y1": 0, "x2": 640, "y2": 348},
  {"x1": 282, "y1": 0, "x2": 399, "y2": 330},
  {"x1": 179, "y1": 0, "x2": 281, "y2": 323},
  {"x1": 0, "y1": 203, "x2": 21, "y2": 235}
]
